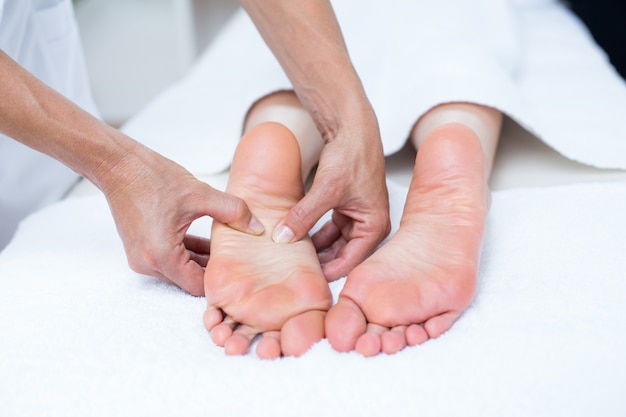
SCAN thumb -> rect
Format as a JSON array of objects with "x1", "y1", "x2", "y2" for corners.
[
  {"x1": 195, "y1": 184, "x2": 264, "y2": 235},
  {"x1": 272, "y1": 189, "x2": 332, "y2": 243}
]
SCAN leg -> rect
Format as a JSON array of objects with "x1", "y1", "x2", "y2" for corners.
[
  {"x1": 203, "y1": 92, "x2": 332, "y2": 359},
  {"x1": 326, "y1": 102, "x2": 502, "y2": 356}
]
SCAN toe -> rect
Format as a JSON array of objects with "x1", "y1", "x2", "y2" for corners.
[
  {"x1": 256, "y1": 331, "x2": 282, "y2": 359},
  {"x1": 210, "y1": 324, "x2": 233, "y2": 347},
  {"x1": 424, "y1": 311, "x2": 460, "y2": 339},
  {"x1": 281, "y1": 310, "x2": 326, "y2": 357},
  {"x1": 406, "y1": 324, "x2": 429, "y2": 346},
  {"x1": 381, "y1": 326, "x2": 408, "y2": 355},
  {"x1": 355, "y1": 323, "x2": 386, "y2": 357},
  {"x1": 209, "y1": 315, "x2": 237, "y2": 347},
  {"x1": 224, "y1": 324, "x2": 259, "y2": 356},
  {"x1": 203, "y1": 307, "x2": 224, "y2": 331},
  {"x1": 325, "y1": 297, "x2": 367, "y2": 352}
]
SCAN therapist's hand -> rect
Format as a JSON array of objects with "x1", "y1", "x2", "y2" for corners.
[
  {"x1": 0, "y1": 49, "x2": 264, "y2": 296},
  {"x1": 272, "y1": 107, "x2": 391, "y2": 281},
  {"x1": 241, "y1": 0, "x2": 390, "y2": 280},
  {"x1": 101, "y1": 143, "x2": 264, "y2": 296}
]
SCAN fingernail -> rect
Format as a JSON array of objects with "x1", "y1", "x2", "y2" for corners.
[
  {"x1": 272, "y1": 225, "x2": 295, "y2": 243},
  {"x1": 249, "y1": 216, "x2": 265, "y2": 235}
]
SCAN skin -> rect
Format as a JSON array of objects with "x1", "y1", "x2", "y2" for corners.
[
  {"x1": 241, "y1": 0, "x2": 391, "y2": 280},
  {"x1": 204, "y1": 122, "x2": 332, "y2": 359},
  {"x1": 326, "y1": 103, "x2": 503, "y2": 356},
  {"x1": 0, "y1": 50, "x2": 262, "y2": 296},
  {"x1": 1, "y1": 0, "x2": 388, "y2": 293},
  {"x1": 208, "y1": 91, "x2": 502, "y2": 357}
]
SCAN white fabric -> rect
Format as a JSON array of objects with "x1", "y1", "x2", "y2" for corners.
[
  {"x1": 1, "y1": 180, "x2": 625, "y2": 416},
  {"x1": 0, "y1": 0, "x2": 98, "y2": 249},
  {"x1": 123, "y1": 0, "x2": 626, "y2": 179}
]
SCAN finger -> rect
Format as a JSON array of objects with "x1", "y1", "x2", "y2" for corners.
[
  {"x1": 188, "y1": 251, "x2": 210, "y2": 269},
  {"x1": 165, "y1": 260, "x2": 205, "y2": 296},
  {"x1": 184, "y1": 235, "x2": 211, "y2": 267},
  {"x1": 317, "y1": 237, "x2": 347, "y2": 275},
  {"x1": 128, "y1": 252, "x2": 198, "y2": 293},
  {"x1": 321, "y1": 235, "x2": 378, "y2": 281},
  {"x1": 183, "y1": 234, "x2": 211, "y2": 255},
  {"x1": 272, "y1": 189, "x2": 334, "y2": 243},
  {"x1": 194, "y1": 185, "x2": 264, "y2": 236},
  {"x1": 311, "y1": 220, "x2": 341, "y2": 251},
  {"x1": 312, "y1": 219, "x2": 345, "y2": 266},
  {"x1": 316, "y1": 212, "x2": 373, "y2": 279},
  {"x1": 157, "y1": 244, "x2": 206, "y2": 296}
]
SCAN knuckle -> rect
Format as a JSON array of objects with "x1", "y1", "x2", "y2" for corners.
[
  {"x1": 224, "y1": 197, "x2": 249, "y2": 225},
  {"x1": 289, "y1": 203, "x2": 312, "y2": 226},
  {"x1": 379, "y1": 215, "x2": 392, "y2": 238}
]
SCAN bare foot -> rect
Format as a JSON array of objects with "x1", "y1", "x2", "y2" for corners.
[
  {"x1": 203, "y1": 122, "x2": 332, "y2": 359},
  {"x1": 326, "y1": 123, "x2": 488, "y2": 356}
]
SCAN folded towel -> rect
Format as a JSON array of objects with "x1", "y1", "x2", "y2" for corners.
[
  {"x1": 122, "y1": 0, "x2": 626, "y2": 177},
  {"x1": 1, "y1": 180, "x2": 625, "y2": 416}
]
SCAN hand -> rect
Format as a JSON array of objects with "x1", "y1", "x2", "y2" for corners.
[
  {"x1": 241, "y1": 0, "x2": 390, "y2": 279},
  {"x1": 102, "y1": 144, "x2": 264, "y2": 296},
  {"x1": 0, "y1": 50, "x2": 262, "y2": 293},
  {"x1": 272, "y1": 118, "x2": 391, "y2": 281}
]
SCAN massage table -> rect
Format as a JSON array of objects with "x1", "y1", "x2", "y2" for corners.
[{"x1": 2, "y1": 1, "x2": 626, "y2": 415}]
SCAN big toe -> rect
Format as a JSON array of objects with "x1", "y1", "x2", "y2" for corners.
[
  {"x1": 325, "y1": 297, "x2": 368, "y2": 352},
  {"x1": 281, "y1": 310, "x2": 326, "y2": 357}
]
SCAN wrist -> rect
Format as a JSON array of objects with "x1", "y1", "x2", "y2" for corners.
[
  {"x1": 86, "y1": 131, "x2": 149, "y2": 196},
  {"x1": 302, "y1": 79, "x2": 378, "y2": 145}
]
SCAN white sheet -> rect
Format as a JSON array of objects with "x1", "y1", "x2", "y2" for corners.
[
  {"x1": 121, "y1": 0, "x2": 626, "y2": 178},
  {"x1": 1, "y1": 180, "x2": 626, "y2": 416}
]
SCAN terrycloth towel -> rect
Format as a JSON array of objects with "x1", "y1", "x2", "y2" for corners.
[
  {"x1": 122, "y1": 0, "x2": 626, "y2": 177},
  {"x1": 1, "y1": 179, "x2": 625, "y2": 416}
]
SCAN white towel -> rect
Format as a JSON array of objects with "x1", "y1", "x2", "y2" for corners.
[
  {"x1": 121, "y1": 0, "x2": 626, "y2": 177},
  {"x1": 1, "y1": 180, "x2": 625, "y2": 416}
]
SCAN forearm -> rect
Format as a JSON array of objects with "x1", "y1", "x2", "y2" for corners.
[
  {"x1": 1, "y1": 51, "x2": 264, "y2": 294},
  {"x1": 240, "y1": 0, "x2": 376, "y2": 142},
  {"x1": 0, "y1": 50, "x2": 137, "y2": 192}
]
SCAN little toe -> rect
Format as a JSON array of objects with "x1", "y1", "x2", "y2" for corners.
[
  {"x1": 203, "y1": 307, "x2": 224, "y2": 331},
  {"x1": 326, "y1": 297, "x2": 368, "y2": 352},
  {"x1": 424, "y1": 311, "x2": 461, "y2": 339},
  {"x1": 210, "y1": 318, "x2": 237, "y2": 347},
  {"x1": 210, "y1": 324, "x2": 233, "y2": 347},
  {"x1": 281, "y1": 310, "x2": 326, "y2": 357}
]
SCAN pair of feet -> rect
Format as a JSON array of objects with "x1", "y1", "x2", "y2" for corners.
[{"x1": 204, "y1": 121, "x2": 487, "y2": 359}]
